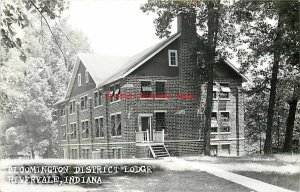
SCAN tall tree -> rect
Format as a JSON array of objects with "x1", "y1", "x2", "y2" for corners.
[
  {"x1": 0, "y1": 20, "x2": 91, "y2": 158},
  {"x1": 233, "y1": 1, "x2": 299, "y2": 155},
  {"x1": 1, "y1": 0, "x2": 68, "y2": 61}
]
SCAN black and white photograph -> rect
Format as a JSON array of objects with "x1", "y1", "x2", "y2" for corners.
[{"x1": 0, "y1": 0, "x2": 299, "y2": 191}]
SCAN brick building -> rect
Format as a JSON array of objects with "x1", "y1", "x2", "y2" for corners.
[{"x1": 55, "y1": 13, "x2": 248, "y2": 159}]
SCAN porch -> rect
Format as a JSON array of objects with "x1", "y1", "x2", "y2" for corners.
[{"x1": 135, "y1": 129, "x2": 165, "y2": 143}]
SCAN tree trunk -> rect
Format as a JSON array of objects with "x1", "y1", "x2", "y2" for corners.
[
  {"x1": 283, "y1": 97, "x2": 298, "y2": 153},
  {"x1": 203, "y1": 1, "x2": 219, "y2": 156},
  {"x1": 263, "y1": 13, "x2": 282, "y2": 155}
]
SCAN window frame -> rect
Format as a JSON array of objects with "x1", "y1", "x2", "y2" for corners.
[
  {"x1": 81, "y1": 119, "x2": 89, "y2": 139},
  {"x1": 78, "y1": 73, "x2": 82, "y2": 87},
  {"x1": 140, "y1": 80, "x2": 153, "y2": 99},
  {"x1": 95, "y1": 116, "x2": 104, "y2": 138},
  {"x1": 168, "y1": 50, "x2": 178, "y2": 67},
  {"x1": 155, "y1": 112, "x2": 167, "y2": 133}
]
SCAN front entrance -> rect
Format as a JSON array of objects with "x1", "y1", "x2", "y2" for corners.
[{"x1": 140, "y1": 116, "x2": 153, "y2": 141}]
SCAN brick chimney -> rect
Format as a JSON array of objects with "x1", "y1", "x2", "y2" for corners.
[{"x1": 176, "y1": 12, "x2": 200, "y2": 149}]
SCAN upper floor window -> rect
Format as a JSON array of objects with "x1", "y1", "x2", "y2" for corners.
[
  {"x1": 220, "y1": 112, "x2": 230, "y2": 122},
  {"x1": 109, "y1": 84, "x2": 121, "y2": 103},
  {"x1": 219, "y1": 83, "x2": 231, "y2": 99},
  {"x1": 95, "y1": 117, "x2": 104, "y2": 138},
  {"x1": 155, "y1": 82, "x2": 165, "y2": 98},
  {"x1": 141, "y1": 81, "x2": 152, "y2": 98},
  {"x1": 81, "y1": 120, "x2": 89, "y2": 139},
  {"x1": 168, "y1": 50, "x2": 178, "y2": 67},
  {"x1": 78, "y1": 73, "x2": 82, "y2": 87},
  {"x1": 80, "y1": 96, "x2": 88, "y2": 111},
  {"x1": 61, "y1": 125, "x2": 67, "y2": 140},
  {"x1": 111, "y1": 113, "x2": 121, "y2": 136},
  {"x1": 94, "y1": 90, "x2": 103, "y2": 107},
  {"x1": 69, "y1": 101, "x2": 75, "y2": 114},
  {"x1": 70, "y1": 123, "x2": 77, "y2": 139},
  {"x1": 85, "y1": 70, "x2": 89, "y2": 83}
]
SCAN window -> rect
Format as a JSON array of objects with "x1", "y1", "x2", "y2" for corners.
[
  {"x1": 70, "y1": 123, "x2": 77, "y2": 139},
  {"x1": 112, "y1": 148, "x2": 117, "y2": 158},
  {"x1": 219, "y1": 83, "x2": 231, "y2": 99},
  {"x1": 85, "y1": 70, "x2": 89, "y2": 83},
  {"x1": 94, "y1": 90, "x2": 103, "y2": 107},
  {"x1": 155, "y1": 82, "x2": 166, "y2": 98},
  {"x1": 168, "y1": 50, "x2": 178, "y2": 66},
  {"x1": 61, "y1": 125, "x2": 67, "y2": 140},
  {"x1": 78, "y1": 74, "x2": 81, "y2": 87},
  {"x1": 211, "y1": 112, "x2": 218, "y2": 133},
  {"x1": 211, "y1": 112, "x2": 217, "y2": 121},
  {"x1": 197, "y1": 51, "x2": 205, "y2": 69},
  {"x1": 80, "y1": 96, "x2": 88, "y2": 111},
  {"x1": 95, "y1": 117, "x2": 104, "y2": 137},
  {"x1": 112, "y1": 148, "x2": 122, "y2": 159},
  {"x1": 92, "y1": 149, "x2": 105, "y2": 159},
  {"x1": 82, "y1": 148, "x2": 90, "y2": 159},
  {"x1": 213, "y1": 83, "x2": 219, "y2": 99},
  {"x1": 109, "y1": 84, "x2": 121, "y2": 102},
  {"x1": 220, "y1": 112, "x2": 230, "y2": 122},
  {"x1": 220, "y1": 126, "x2": 230, "y2": 133},
  {"x1": 118, "y1": 148, "x2": 122, "y2": 159},
  {"x1": 71, "y1": 149, "x2": 78, "y2": 159},
  {"x1": 69, "y1": 101, "x2": 75, "y2": 114},
  {"x1": 60, "y1": 106, "x2": 65, "y2": 116},
  {"x1": 155, "y1": 112, "x2": 167, "y2": 133},
  {"x1": 81, "y1": 120, "x2": 89, "y2": 139},
  {"x1": 220, "y1": 112, "x2": 230, "y2": 132},
  {"x1": 111, "y1": 115, "x2": 116, "y2": 136},
  {"x1": 111, "y1": 114, "x2": 121, "y2": 136},
  {"x1": 116, "y1": 114, "x2": 121, "y2": 136},
  {"x1": 141, "y1": 81, "x2": 152, "y2": 98}
]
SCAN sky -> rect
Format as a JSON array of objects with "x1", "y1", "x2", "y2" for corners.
[{"x1": 66, "y1": 0, "x2": 177, "y2": 56}]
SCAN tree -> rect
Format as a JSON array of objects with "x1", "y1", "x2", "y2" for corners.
[
  {"x1": 233, "y1": 1, "x2": 299, "y2": 155},
  {"x1": 1, "y1": 0, "x2": 68, "y2": 61},
  {"x1": 0, "y1": 19, "x2": 91, "y2": 158}
]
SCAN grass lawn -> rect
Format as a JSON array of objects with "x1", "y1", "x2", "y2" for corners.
[
  {"x1": 232, "y1": 171, "x2": 299, "y2": 192},
  {"x1": 183, "y1": 154, "x2": 300, "y2": 191},
  {"x1": 81, "y1": 169, "x2": 253, "y2": 192}
]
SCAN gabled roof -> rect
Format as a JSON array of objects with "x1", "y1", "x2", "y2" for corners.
[
  {"x1": 63, "y1": 32, "x2": 248, "y2": 101},
  {"x1": 78, "y1": 53, "x2": 130, "y2": 86},
  {"x1": 99, "y1": 32, "x2": 181, "y2": 86}
]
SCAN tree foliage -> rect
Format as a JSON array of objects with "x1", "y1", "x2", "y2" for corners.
[{"x1": 0, "y1": 18, "x2": 91, "y2": 158}]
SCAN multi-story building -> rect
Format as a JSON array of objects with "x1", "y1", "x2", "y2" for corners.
[{"x1": 55, "y1": 13, "x2": 248, "y2": 159}]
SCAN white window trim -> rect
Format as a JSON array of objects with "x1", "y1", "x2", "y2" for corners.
[
  {"x1": 61, "y1": 124, "x2": 67, "y2": 141},
  {"x1": 85, "y1": 70, "x2": 89, "y2": 83},
  {"x1": 168, "y1": 50, "x2": 178, "y2": 67},
  {"x1": 69, "y1": 100, "x2": 76, "y2": 115},
  {"x1": 154, "y1": 110, "x2": 167, "y2": 113},
  {"x1": 81, "y1": 119, "x2": 89, "y2": 139},
  {"x1": 78, "y1": 73, "x2": 82, "y2": 87},
  {"x1": 94, "y1": 116, "x2": 104, "y2": 138},
  {"x1": 70, "y1": 122, "x2": 77, "y2": 140},
  {"x1": 80, "y1": 95, "x2": 88, "y2": 111}
]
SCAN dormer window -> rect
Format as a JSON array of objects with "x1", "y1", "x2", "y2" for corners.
[
  {"x1": 168, "y1": 50, "x2": 178, "y2": 67},
  {"x1": 85, "y1": 70, "x2": 89, "y2": 83},
  {"x1": 78, "y1": 74, "x2": 82, "y2": 87}
]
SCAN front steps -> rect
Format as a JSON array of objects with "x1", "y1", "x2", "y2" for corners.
[{"x1": 149, "y1": 144, "x2": 170, "y2": 158}]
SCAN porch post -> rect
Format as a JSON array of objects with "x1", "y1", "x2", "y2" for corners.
[
  {"x1": 146, "y1": 129, "x2": 149, "y2": 143},
  {"x1": 162, "y1": 129, "x2": 165, "y2": 143}
]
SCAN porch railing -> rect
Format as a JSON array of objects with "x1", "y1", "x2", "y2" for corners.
[
  {"x1": 135, "y1": 129, "x2": 164, "y2": 143},
  {"x1": 153, "y1": 129, "x2": 164, "y2": 143}
]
